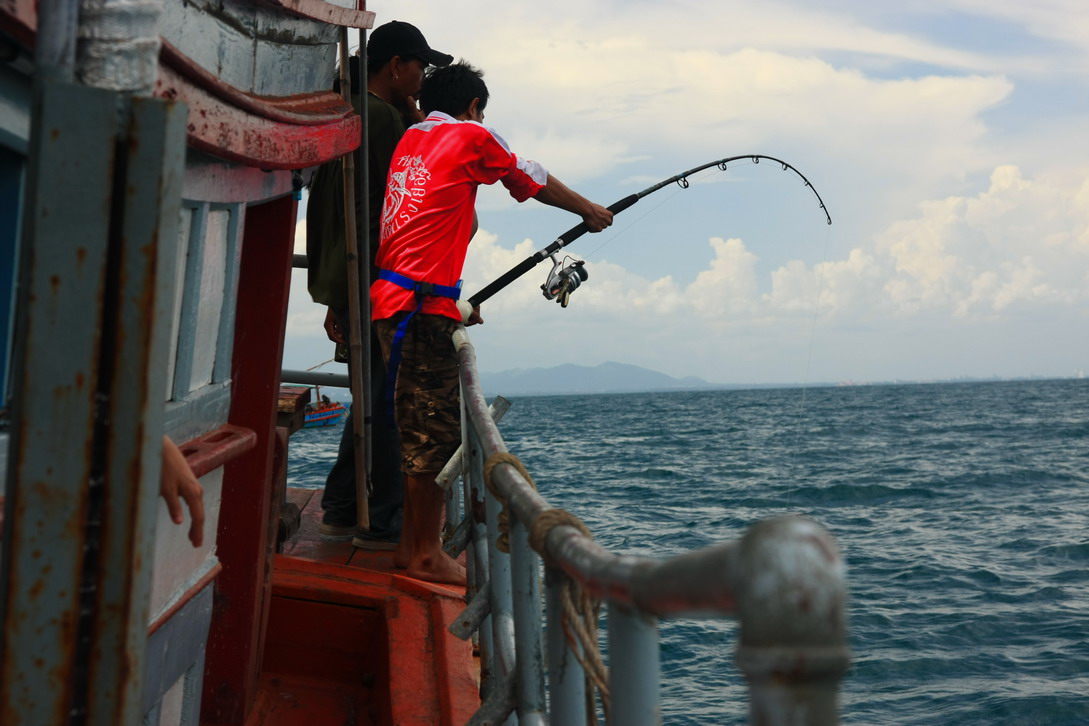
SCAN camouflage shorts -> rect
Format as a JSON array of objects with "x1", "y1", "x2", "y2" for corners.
[{"x1": 375, "y1": 312, "x2": 461, "y2": 476}]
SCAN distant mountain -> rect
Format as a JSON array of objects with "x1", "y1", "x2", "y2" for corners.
[{"x1": 480, "y1": 361, "x2": 715, "y2": 396}]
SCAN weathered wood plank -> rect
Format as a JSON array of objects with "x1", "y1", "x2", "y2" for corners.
[
  {"x1": 282, "y1": 483, "x2": 355, "y2": 563},
  {"x1": 160, "y1": 1, "x2": 347, "y2": 97},
  {"x1": 285, "y1": 487, "x2": 317, "y2": 512},
  {"x1": 160, "y1": 1, "x2": 258, "y2": 92}
]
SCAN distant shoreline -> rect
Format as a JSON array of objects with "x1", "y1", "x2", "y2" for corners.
[
  {"x1": 479, "y1": 374, "x2": 1086, "y2": 398},
  {"x1": 311, "y1": 363, "x2": 1084, "y2": 402}
]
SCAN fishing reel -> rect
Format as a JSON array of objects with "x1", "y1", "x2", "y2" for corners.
[{"x1": 541, "y1": 254, "x2": 588, "y2": 308}]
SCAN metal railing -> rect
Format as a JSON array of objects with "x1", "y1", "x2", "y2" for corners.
[
  {"x1": 446, "y1": 327, "x2": 849, "y2": 725},
  {"x1": 281, "y1": 369, "x2": 350, "y2": 388}
]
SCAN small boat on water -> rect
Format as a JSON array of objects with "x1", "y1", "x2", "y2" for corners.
[
  {"x1": 303, "y1": 398, "x2": 348, "y2": 428},
  {"x1": 0, "y1": 2, "x2": 849, "y2": 724},
  {"x1": 278, "y1": 385, "x2": 348, "y2": 428}
]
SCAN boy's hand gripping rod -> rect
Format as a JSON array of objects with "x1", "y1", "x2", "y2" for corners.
[{"x1": 467, "y1": 154, "x2": 832, "y2": 308}]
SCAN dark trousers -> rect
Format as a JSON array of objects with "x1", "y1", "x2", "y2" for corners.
[{"x1": 320, "y1": 310, "x2": 404, "y2": 540}]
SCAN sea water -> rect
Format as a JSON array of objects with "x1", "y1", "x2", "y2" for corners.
[{"x1": 287, "y1": 378, "x2": 1089, "y2": 725}]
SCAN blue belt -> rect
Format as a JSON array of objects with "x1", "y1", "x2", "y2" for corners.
[{"x1": 378, "y1": 269, "x2": 462, "y2": 425}]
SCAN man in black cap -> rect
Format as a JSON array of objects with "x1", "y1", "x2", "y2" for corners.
[{"x1": 306, "y1": 21, "x2": 452, "y2": 548}]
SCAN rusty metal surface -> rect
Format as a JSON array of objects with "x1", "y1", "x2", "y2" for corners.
[
  {"x1": 159, "y1": 40, "x2": 353, "y2": 126},
  {"x1": 255, "y1": 0, "x2": 374, "y2": 29},
  {"x1": 157, "y1": 10, "x2": 359, "y2": 169},
  {"x1": 0, "y1": 79, "x2": 118, "y2": 726},
  {"x1": 86, "y1": 93, "x2": 189, "y2": 726},
  {"x1": 155, "y1": 61, "x2": 361, "y2": 169},
  {"x1": 1, "y1": 78, "x2": 191, "y2": 726}
]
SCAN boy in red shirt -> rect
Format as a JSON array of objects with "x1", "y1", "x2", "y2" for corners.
[{"x1": 373, "y1": 62, "x2": 612, "y2": 584}]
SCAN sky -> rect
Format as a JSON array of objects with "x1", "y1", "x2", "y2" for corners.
[{"x1": 282, "y1": 0, "x2": 1089, "y2": 385}]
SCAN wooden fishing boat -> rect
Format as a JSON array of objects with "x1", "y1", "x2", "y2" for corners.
[
  {"x1": 302, "y1": 400, "x2": 348, "y2": 427},
  {"x1": 0, "y1": 2, "x2": 478, "y2": 725},
  {"x1": 1, "y1": 2, "x2": 850, "y2": 725}
]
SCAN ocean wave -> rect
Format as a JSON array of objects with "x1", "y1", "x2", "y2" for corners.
[{"x1": 288, "y1": 378, "x2": 1089, "y2": 725}]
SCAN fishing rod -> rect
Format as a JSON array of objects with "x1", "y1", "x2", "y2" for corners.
[{"x1": 467, "y1": 154, "x2": 832, "y2": 309}]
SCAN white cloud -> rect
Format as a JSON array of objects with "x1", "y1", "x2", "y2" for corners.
[
  {"x1": 686, "y1": 238, "x2": 760, "y2": 317},
  {"x1": 284, "y1": 270, "x2": 326, "y2": 340},
  {"x1": 313, "y1": 1, "x2": 1089, "y2": 382},
  {"x1": 948, "y1": 0, "x2": 1089, "y2": 70},
  {"x1": 452, "y1": 163, "x2": 1088, "y2": 380},
  {"x1": 476, "y1": 41, "x2": 1013, "y2": 191},
  {"x1": 880, "y1": 165, "x2": 1089, "y2": 317}
]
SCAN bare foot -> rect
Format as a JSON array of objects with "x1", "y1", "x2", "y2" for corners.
[{"x1": 406, "y1": 552, "x2": 466, "y2": 586}]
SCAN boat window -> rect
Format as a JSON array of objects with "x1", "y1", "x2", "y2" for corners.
[{"x1": 0, "y1": 145, "x2": 24, "y2": 413}]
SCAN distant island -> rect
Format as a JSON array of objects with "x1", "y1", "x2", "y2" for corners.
[
  {"x1": 480, "y1": 361, "x2": 719, "y2": 397},
  {"x1": 309, "y1": 362, "x2": 1084, "y2": 401},
  {"x1": 477, "y1": 363, "x2": 1083, "y2": 397}
]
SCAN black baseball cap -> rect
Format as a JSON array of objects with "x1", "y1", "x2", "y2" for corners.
[{"x1": 367, "y1": 21, "x2": 453, "y2": 67}]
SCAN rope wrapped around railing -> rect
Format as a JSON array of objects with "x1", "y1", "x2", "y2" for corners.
[
  {"x1": 452, "y1": 326, "x2": 850, "y2": 725},
  {"x1": 483, "y1": 451, "x2": 611, "y2": 721}
]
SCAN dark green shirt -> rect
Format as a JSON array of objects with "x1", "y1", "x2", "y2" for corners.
[{"x1": 306, "y1": 92, "x2": 405, "y2": 310}]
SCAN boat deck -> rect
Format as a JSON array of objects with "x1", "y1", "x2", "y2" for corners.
[
  {"x1": 244, "y1": 488, "x2": 478, "y2": 726},
  {"x1": 280, "y1": 487, "x2": 400, "y2": 568}
]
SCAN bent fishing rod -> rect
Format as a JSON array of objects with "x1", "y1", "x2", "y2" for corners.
[{"x1": 467, "y1": 154, "x2": 832, "y2": 309}]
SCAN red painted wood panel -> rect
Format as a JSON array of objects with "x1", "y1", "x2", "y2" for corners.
[
  {"x1": 201, "y1": 195, "x2": 297, "y2": 726},
  {"x1": 261, "y1": 596, "x2": 387, "y2": 684},
  {"x1": 252, "y1": 550, "x2": 479, "y2": 726},
  {"x1": 429, "y1": 597, "x2": 479, "y2": 726},
  {"x1": 245, "y1": 676, "x2": 380, "y2": 726}
]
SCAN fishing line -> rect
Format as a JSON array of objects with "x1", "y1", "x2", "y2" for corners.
[
  {"x1": 784, "y1": 222, "x2": 835, "y2": 509},
  {"x1": 576, "y1": 183, "x2": 689, "y2": 262}
]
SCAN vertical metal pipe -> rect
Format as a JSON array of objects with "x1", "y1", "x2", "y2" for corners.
[
  {"x1": 608, "y1": 602, "x2": 661, "y2": 726},
  {"x1": 546, "y1": 566, "x2": 587, "y2": 725},
  {"x1": 733, "y1": 517, "x2": 849, "y2": 726},
  {"x1": 445, "y1": 455, "x2": 461, "y2": 534},
  {"x1": 483, "y1": 448, "x2": 516, "y2": 697},
  {"x1": 35, "y1": 0, "x2": 81, "y2": 81},
  {"x1": 509, "y1": 513, "x2": 546, "y2": 720},
  {"x1": 463, "y1": 414, "x2": 495, "y2": 697},
  {"x1": 356, "y1": 36, "x2": 374, "y2": 499},
  {"x1": 338, "y1": 28, "x2": 369, "y2": 530},
  {"x1": 459, "y1": 383, "x2": 475, "y2": 580}
]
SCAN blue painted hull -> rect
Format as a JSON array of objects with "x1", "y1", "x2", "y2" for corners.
[{"x1": 303, "y1": 404, "x2": 347, "y2": 428}]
